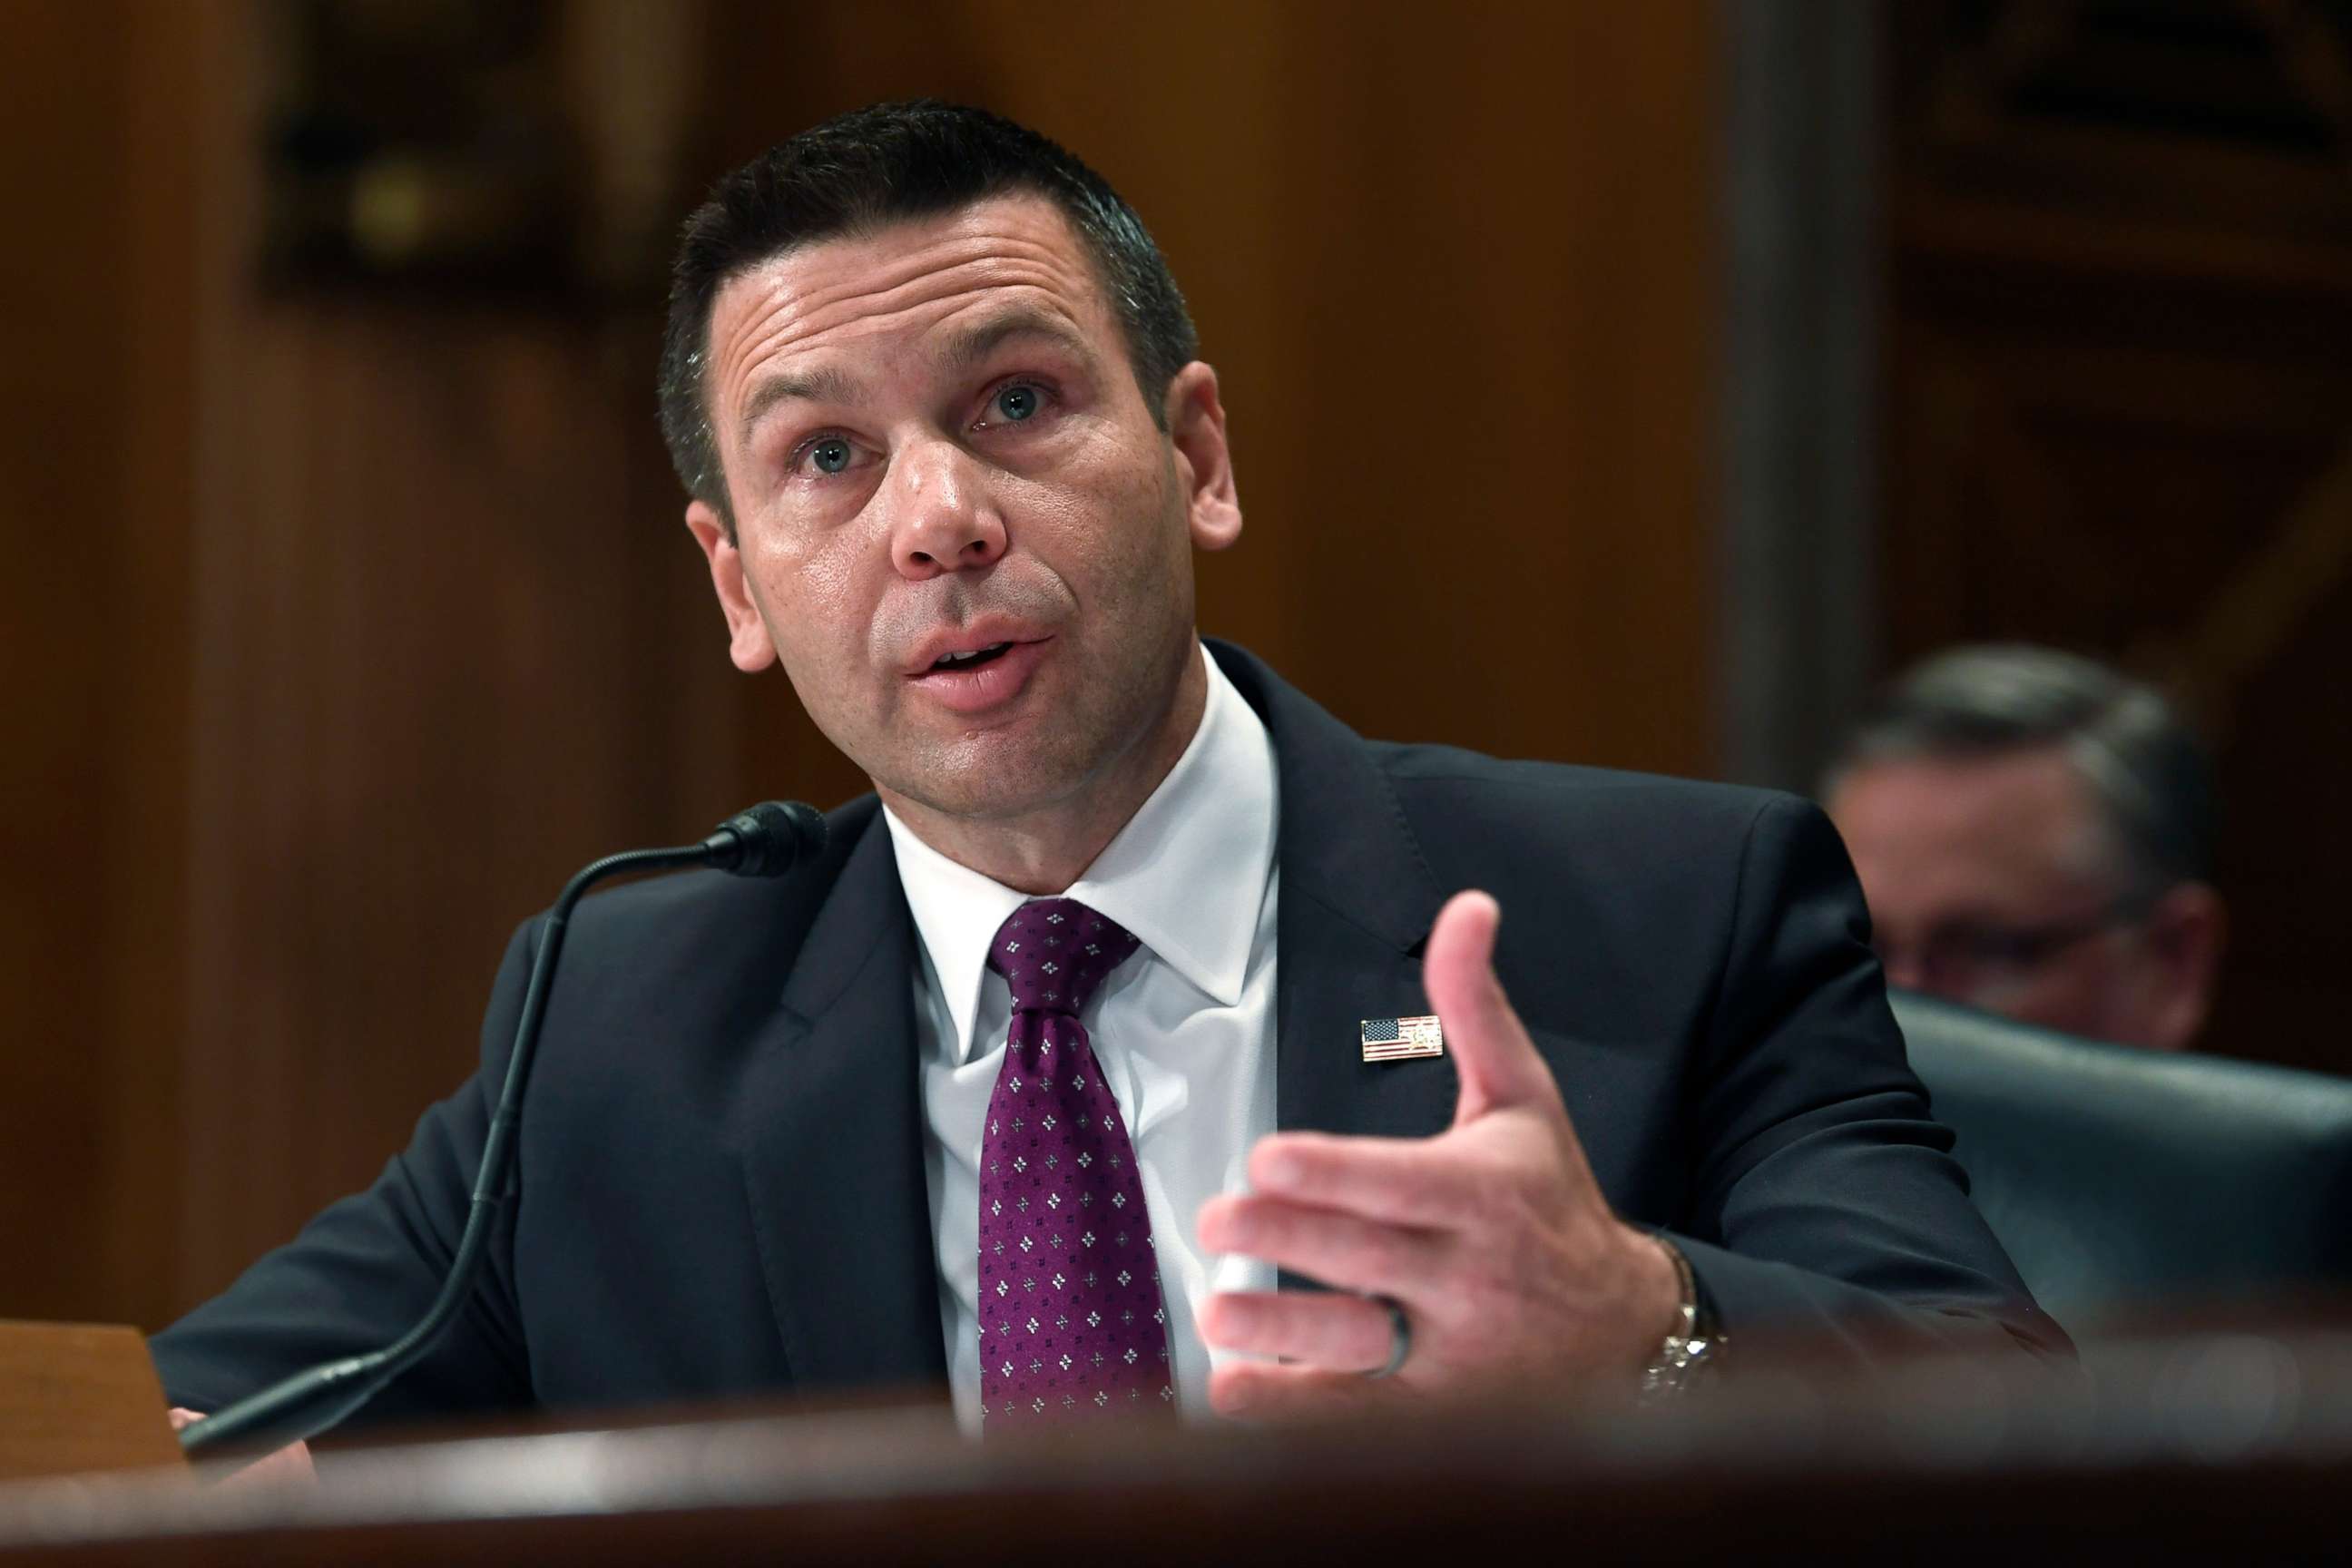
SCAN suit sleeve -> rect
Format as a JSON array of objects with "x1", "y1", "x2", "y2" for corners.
[
  {"x1": 1666, "y1": 796, "x2": 2075, "y2": 1365},
  {"x1": 147, "y1": 921, "x2": 541, "y2": 1425}
]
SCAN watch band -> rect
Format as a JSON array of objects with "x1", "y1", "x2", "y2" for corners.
[{"x1": 1638, "y1": 1234, "x2": 1721, "y2": 1401}]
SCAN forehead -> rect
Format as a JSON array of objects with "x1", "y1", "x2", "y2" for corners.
[
  {"x1": 1828, "y1": 749, "x2": 2115, "y2": 916},
  {"x1": 703, "y1": 193, "x2": 1118, "y2": 426}
]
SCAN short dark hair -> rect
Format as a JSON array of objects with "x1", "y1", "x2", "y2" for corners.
[
  {"x1": 1828, "y1": 645, "x2": 2219, "y2": 901},
  {"x1": 658, "y1": 100, "x2": 1199, "y2": 531}
]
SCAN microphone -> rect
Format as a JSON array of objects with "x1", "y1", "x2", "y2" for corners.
[
  {"x1": 177, "y1": 801, "x2": 828, "y2": 1456},
  {"x1": 701, "y1": 799, "x2": 827, "y2": 877}
]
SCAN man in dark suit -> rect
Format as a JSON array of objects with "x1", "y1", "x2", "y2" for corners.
[{"x1": 152, "y1": 102, "x2": 2066, "y2": 1436}]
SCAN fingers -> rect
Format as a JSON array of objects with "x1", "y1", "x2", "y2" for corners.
[
  {"x1": 1424, "y1": 890, "x2": 1558, "y2": 1124},
  {"x1": 1198, "y1": 1289, "x2": 1396, "y2": 1372},
  {"x1": 1197, "y1": 1191, "x2": 1444, "y2": 1299},
  {"x1": 1209, "y1": 1360, "x2": 1395, "y2": 1423},
  {"x1": 1245, "y1": 1131, "x2": 1487, "y2": 1230}
]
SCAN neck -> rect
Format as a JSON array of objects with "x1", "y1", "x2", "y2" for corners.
[{"x1": 878, "y1": 644, "x2": 1210, "y2": 896}]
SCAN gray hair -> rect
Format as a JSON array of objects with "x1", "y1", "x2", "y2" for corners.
[{"x1": 1828, "y1": 645, "x2": 2217, "y2": 905}]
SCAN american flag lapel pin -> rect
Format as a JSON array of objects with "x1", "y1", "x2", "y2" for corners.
[{"x1": 1361, "y1": 1015, "x2": 1444, "y2": 1063}]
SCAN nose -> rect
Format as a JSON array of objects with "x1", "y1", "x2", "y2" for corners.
[{"x1": 887, "y1": 436, "x2": 1006, "y2": 581}]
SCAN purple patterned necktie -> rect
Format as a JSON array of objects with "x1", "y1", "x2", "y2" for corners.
[{"x1": 977, "y1": 897, "x2": 1174, "y2": 1424}]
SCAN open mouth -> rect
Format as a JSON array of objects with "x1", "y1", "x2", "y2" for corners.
[
  {"x1": 928, "y1": 641, "x2": 1015, "y2": 672},
  {"x1": 906, "y1": 634, "x2": 1048, "y2": 712}
]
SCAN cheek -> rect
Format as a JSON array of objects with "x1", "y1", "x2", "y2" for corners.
[
  {"x1": 989, "y1": 477, "x2": 1135, "y2": 605},
  {"x1": 1054, "y1": 451, "x2": 1189, "y2": 591},
  {"x1": 742, "y1": 523, "x2": 876, "y2": 671},
  {"x1": 743, "y1": 514, "x2": 856, "y2": 620}
]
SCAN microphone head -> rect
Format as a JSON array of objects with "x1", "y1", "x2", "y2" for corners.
[{"x1": 708, "y1": 800, "x2": 828, "y2": 877}]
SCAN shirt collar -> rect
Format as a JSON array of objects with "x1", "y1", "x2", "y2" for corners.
[{"x1": 882, "y1": 643, "x2": 1279, "y2": 1063}]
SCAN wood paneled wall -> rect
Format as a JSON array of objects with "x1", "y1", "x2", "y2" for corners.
[
  {"x1": 1, "y1": 0, "x2": 1722, "y2": 1328},
  {"x1": 1, "y1": 0, "x2": 201, "y2": 1330}
]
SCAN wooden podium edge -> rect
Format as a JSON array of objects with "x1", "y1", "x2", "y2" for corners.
[{"x1": 0, "y1": 1321, "x2": 185, "y2": 1482}]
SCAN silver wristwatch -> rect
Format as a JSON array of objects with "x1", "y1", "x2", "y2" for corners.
[{"x1": 1638, "y1": 1234, "x2": 1721, "y2": 1401}]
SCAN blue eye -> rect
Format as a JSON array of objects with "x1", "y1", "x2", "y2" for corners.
[
  {"x1": 809, "y1": 438, "x2": 853, "y2": 475},
  {"x1": 994, "y1": 384, "x2": 1041, "y2": 421}
]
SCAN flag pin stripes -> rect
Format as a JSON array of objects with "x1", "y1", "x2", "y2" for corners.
[{"x1": 1360, "y1": 1014, "x2": 1444, "y2": 1062}]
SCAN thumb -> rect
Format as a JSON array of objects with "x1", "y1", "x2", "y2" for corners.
[{"x1": 1423, "y1": 890, "x2": 1558, "y2": 1125}]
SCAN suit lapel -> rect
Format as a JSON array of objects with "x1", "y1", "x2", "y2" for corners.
[
  {"x1": 1274, "y1": 884, "x2": 1457, "y2": 1143},
  {"x1": 734, "y1": 815, "x2": 948, "y2": 1399},
  {"x1": 1208, "y1": 642, "x2": 1456, "y2": 1144}
]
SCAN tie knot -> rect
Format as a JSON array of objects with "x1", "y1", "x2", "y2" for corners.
[{"x1": 986, "y1": 898, "x2": 1140, "y2": 1017}]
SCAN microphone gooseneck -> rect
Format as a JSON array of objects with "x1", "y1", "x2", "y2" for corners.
[{"x1": 177, "y1": 802, "x2": 828, "y2": 1456}]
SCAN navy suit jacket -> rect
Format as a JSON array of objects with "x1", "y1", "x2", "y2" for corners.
[{"x1": 152, "y1": 642, "x2": 2069, "y2": 1425}]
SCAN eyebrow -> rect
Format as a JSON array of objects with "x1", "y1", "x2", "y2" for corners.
[
  {"x1": 738, "y1": 364, "x2": 862, "y2": 447},
  {"x1": 733, "y1": 305, "x2": 1101, "y2": 454},
  {"x1": 733, "y1": 309, "x2": 1100, "y2": 448}
]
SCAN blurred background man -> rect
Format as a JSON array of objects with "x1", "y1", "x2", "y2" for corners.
[{"x1": 1824, "y1": 646, "x2": 2226, "y2": 1052}]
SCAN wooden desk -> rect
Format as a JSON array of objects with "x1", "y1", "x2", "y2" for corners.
[{"x1": 3, "y1": 1326, "x2": 2348, "y2": 1563}]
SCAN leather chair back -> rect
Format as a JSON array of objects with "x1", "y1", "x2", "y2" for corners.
[{"x1": 1892, "y1": 992, "x2": 2352, "y2": 1328}]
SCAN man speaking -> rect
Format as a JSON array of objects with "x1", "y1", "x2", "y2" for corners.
[{"x1": 152, "y1": 102, "x2": 2066, "y2": 1435}]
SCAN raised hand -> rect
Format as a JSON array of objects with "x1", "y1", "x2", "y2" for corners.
[{"x1": 1195, "y1": 891, "x2": 1681, "y2": 1418}]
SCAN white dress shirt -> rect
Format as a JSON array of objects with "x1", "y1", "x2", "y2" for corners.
[{"x1": 882, "y1": 644, "x2": 1280, "y2": 1433}]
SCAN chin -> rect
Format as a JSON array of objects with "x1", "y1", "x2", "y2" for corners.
[{"x1": 880, "y1": 736, "x2": 1097, "y2": 822}]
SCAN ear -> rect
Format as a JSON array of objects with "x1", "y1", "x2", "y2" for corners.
[
  {"x1": 685, "y1": 499, "x2": 779, "y2": 672},
  {"x1": 1164, "y1": 361, "x2": 1242, "y2": 553},
  {"x1": 2136, "y1": 882, "x2": 2228, "y2": 1052}
]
